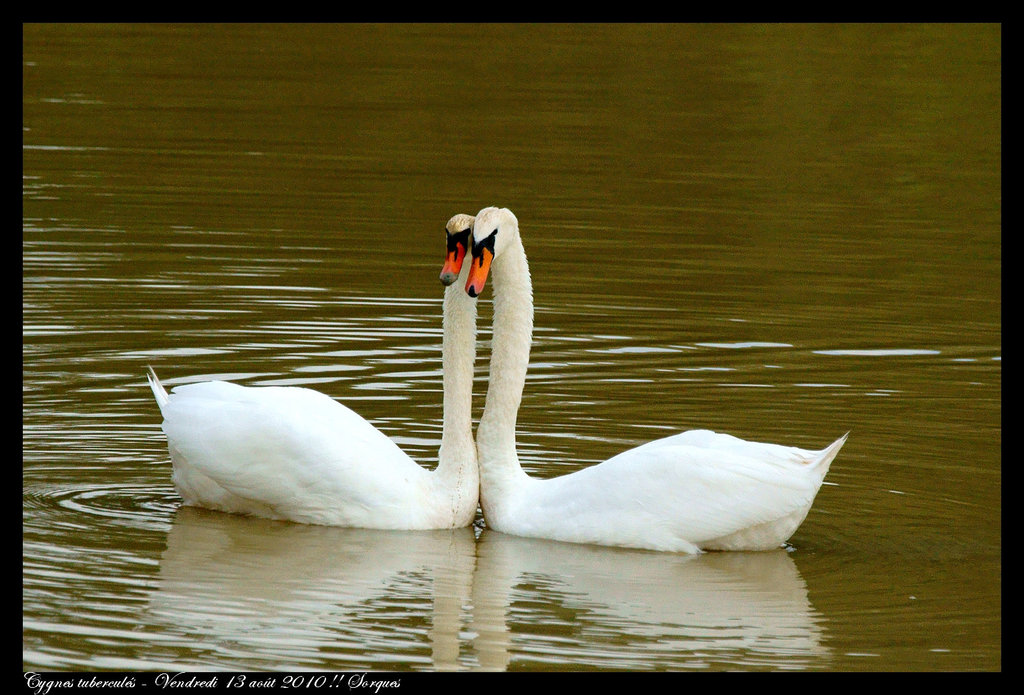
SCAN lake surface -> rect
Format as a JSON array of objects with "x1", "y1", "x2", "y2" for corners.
[{"x1": 23, "y1": 23, "x2": 1000, "y2": 672}]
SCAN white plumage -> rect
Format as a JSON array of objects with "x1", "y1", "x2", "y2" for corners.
[
  {"x1": 146, "y1": 214, "x2": 480, "y2": 530},
  {"x1": 463, "y1": 206, "x2": 847, "y2": 552}
]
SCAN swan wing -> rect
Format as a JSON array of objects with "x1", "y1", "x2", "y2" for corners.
[
  {"x1": 512, "y1": 430, "x2": 845, "y2": 551},
  {"x1": 161, "y1": 380, "x2": 429, "y2": 525}
]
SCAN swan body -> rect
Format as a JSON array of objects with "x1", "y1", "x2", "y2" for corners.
[
  {"x1": 460, "y1": 206, "x2": 848, "y2": 553},
  {"x1": 147, "y1": 214, "x2": 480, "y2": 530}
]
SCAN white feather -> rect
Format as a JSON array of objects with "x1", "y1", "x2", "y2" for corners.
[
  {"x1": 146, "y1": 215, "x2": 480, "y2": 530},
  {"x1": 469, "y1": 207, "x2": 847, "y2": 553}
]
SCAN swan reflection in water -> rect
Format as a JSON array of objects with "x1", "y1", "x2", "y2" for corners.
[
  {"x1": 150, "y1": 509, "x2": 830, "y2": 670},
  {"x1": 470, "y1": 530, "x2": 829, "y2": 670},
  {"x1": 150, "y1": 508, "x2": 476, "y2": 671}
]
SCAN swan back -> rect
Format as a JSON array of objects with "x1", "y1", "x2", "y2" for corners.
[
  {"x1": 492, "y1": 431, "x2": 848, "y2": 552},
  {"x1": 159, "y1": 379, "x2": 432, "y2": 524}
]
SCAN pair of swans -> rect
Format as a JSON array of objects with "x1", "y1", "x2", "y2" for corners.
[{"x1": 148, "y1": 207, "x2": 847, "y2": 553}]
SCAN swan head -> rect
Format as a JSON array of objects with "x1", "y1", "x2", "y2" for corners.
[
  {"x1": 439, "y1": 213, "x2": 475, "y2": 286},
  {"x1": 466, "y1": 207, "x2": 519, "y2": 298}
]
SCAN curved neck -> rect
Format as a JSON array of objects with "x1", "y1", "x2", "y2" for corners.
[
  {"x1": 436, "y1": 268, "x2": 479, "y2": 483},
  {"x1": 477, "y1": 234, "x2": 534, "y2": 498}
]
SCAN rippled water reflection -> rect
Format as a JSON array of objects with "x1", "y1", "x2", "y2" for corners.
[{"x1": 24, "y1": 23, "x2": 999, "y2": 671}]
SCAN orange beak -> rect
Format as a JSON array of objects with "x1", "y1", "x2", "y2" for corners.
[
  {"x1": 440, "y1": 229, "x2": 471, "y2": 286},
  {"x1": 465, "y1": 246, "x2": 493, "y2": 298},
  {"x1": 439, "y1": 245, "x2": 466, "y2": 286}
]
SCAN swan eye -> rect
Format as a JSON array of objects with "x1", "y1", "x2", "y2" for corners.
[
  {"x1": 446, "y1": 228, "x2": 471, "y2": 254},
  {"x1": 471, "y1": 230, "x2": 497, "y2": 262}
]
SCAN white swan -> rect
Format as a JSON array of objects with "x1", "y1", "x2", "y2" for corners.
[
  {"x1": 457, "y1": 206, "x2": 848, "y2": 553},
  {"x1": 146, "y1": 214, "x2": 480, "y2": 529}
]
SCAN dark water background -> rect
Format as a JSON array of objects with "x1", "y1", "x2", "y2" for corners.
[{"x1": 23, "y1": 23, "x2": 1000, "y2": 671}]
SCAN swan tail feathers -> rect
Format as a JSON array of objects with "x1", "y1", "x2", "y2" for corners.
[
  {"x1": 146, "y1": 366, "x2": 169, "y2": 412},
  {"x1": 812, "y1": 432, "x2": 849, "y2": 474}
]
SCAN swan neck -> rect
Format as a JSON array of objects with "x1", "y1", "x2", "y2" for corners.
[
  {"x1": 437, "y1": 281, "x2": 478, "y2": 476},
  {"x1": 477, "y1": 233, "x2": 533, "y2": 489}
]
